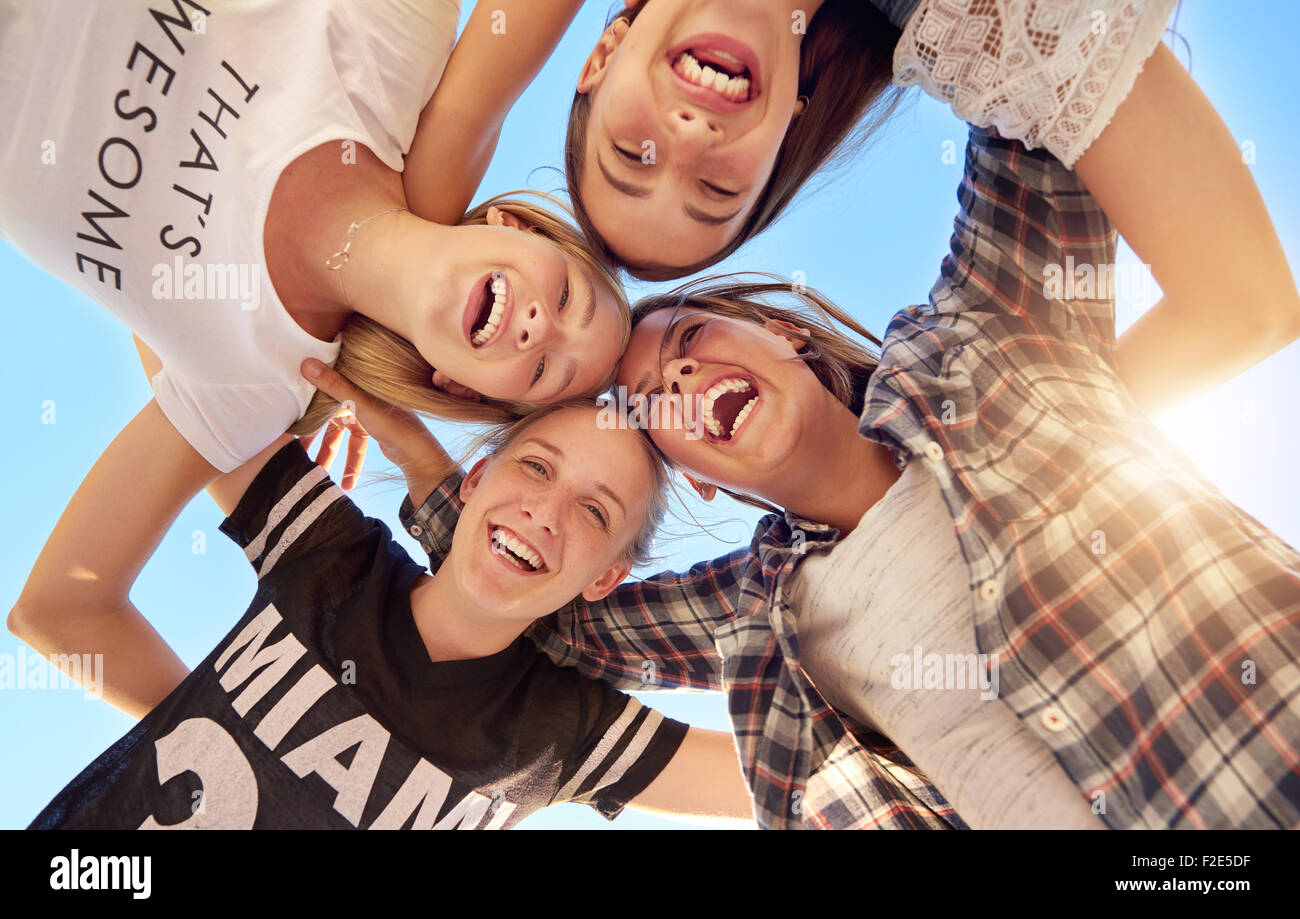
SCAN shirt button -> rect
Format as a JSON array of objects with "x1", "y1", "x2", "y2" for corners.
[
  {"x1": 1040, "y1": 707, "x2": 1069, "y2": 732},
  {"x1": 923, "y1": 440, "x2": 944, "y2": 463},
  {"x1": 977, "y1": 579, "x2": 999, "y2": 601},
  {"x1": 409, "y1": 524, "x2": 423, "y2": 537}
]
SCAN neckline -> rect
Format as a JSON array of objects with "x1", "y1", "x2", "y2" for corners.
[
  {"x1": 253, "y1": 132, "x2": 387, "y2": 359},
  {"x1": 391, "y1": 565, "x2": 531, "y2": 691}
]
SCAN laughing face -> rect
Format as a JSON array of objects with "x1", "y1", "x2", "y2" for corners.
[
  {"x1": 576, "y1": 0, "x2": 814, "y2": 273},
  {"x1": 407, "y1": 208, "x2": 627, "y2": 404},
  {"x1": 615, "y1": 305, "x2": 831, "y2": 494},
  {"x1": 446, "y1": 406, "x2": 658, "y2": 623}
]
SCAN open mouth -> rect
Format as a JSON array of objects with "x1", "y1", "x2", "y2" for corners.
[
  {"x1": 698, "y1": 376, "x2": 759, "y2": 442},
  {"x1": 673, "y1": 50, "x2": 752, "y2": 101},
  {"x1": 489, "y1": 525, "x2": 548, "y2": 574},
  {"x1": 465, "y1": 270, "x2": 512, "y2": 349},
  {"x1": 666, "y1": 34, "x2": 762, "y2": 111}
]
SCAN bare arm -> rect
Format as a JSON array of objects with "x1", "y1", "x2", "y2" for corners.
[
  {"x1": 1074, "y1": 43, "x2": 1300, "y2": 415},
  {"x1": 403, "y1": 0, "x2": 588, "y2": 224},
  {"x1": 626, "y1": 727, "x2": 756, "y2": 827},
  {"x1": 7, "y1": 400, "x2": 221, "y2": 718}
]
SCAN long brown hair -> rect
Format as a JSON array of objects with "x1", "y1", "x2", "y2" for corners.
[
  {"x1": 565, "y1": 0, "x2": 908, "y2": 281},
  {"x1": 291, "y1": 192, "x2": 630, "y2": 436},
  {"x1": 630, "y1": 274, "x2": 882, "y2": 513}
]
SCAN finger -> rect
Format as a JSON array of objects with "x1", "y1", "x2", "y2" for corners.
[
  {"x1": 342, "y1": 426, "x2": 371, "y2": 491},
  {"x1": 302, "y1": 359, "x2": 366, "y2": 410},
  {"x1": 315, "y1": 419, "x2": 346, "y2": 471}
]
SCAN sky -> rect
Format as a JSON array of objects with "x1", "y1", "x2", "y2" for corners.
[{"x1": 1, "y1": 1, "x2": 1298, "y2": 830}]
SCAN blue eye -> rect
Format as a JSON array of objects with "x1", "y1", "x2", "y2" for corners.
[{"x1": 586, "y1": 504, "x2": 606, "y2": 525}]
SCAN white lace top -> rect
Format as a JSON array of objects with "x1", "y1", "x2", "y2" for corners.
[{"x1": 892, "y1": 0, "x2": 1179, "y2": 167}]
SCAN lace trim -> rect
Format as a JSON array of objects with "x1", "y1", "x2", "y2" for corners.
[{"x1": 892, "y1": 0, "x2": 1179, "y2": 167}]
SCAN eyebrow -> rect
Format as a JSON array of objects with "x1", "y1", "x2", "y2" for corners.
[
  {"x1": 684, "y1": 202, "x2": 742, "y2": 226},
  {"x1": 597, "y1": 153, "x2": 651, "y2": 199},
  {"x1": 598, "y1": 152, "x2": 742, "y2": 227},
  {"x1": 580, "y1": 274, "x2": 595, "y2": 330},
  {"x1": 632, "y1": 312, "x2": 690, "y2": 395},
  {"x1": 526, "y1": 437, "x2": 626, "y2": 518},
  {"x1": 553, "y1": 360, "x2": 577, "y2": 400}
]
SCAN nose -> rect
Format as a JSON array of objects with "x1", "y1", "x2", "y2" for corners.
[
  {"x1": 667, "y1": 107, "x2": 722, "y2": 150},
  {"x1": 516, "y1": 298, "x2": 559, "y2": 352},
  {"x1": 661, "y1": 357, "x2": 700, "y2": 395},
  {"x1": 519, "y1": 488, "x2": 560, "y2": 536}
]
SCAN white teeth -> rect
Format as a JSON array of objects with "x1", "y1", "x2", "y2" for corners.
[
  {"x1": 491, "y1": 528, "x2": 543, "y2": 571},
  {"x1": 472, "y1": 275, "x2": 507, "y2": 346},
  {"x1": 675, "y1": 51, "x2": 750, "y2": 100},
  {"x1": 699, "y1": 378, "x2": 753, "y2": 438},
  {"x1": 730, "y1": 397, "x2": 757, "y2": 436}
]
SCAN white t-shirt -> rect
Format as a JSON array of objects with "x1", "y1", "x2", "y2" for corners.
[
  {"x1": 0, "y1": 0, "x2": 460, "y2": 470},
  {"x1": 785, "y1": 459, "x2": 1106, "y2": 829}
]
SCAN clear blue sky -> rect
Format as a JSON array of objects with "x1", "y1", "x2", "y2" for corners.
[{"x1": 2, "y1": 2, "x2": 1298, "y2": 830}]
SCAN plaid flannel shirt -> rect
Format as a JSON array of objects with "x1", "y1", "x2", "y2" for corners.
[{"x1": 402, "y1": 127, "x2": 1300, "y2": 829}]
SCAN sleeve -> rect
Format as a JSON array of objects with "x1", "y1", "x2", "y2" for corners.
[
  {"x1": 555, "y1": 692, "x2": 689, "y2": 821},
  {"x1": 398, "y1": 472, "x2": 467, "y2": 566},
  {"x1": 218, "y1": 440, "x2": 378, "y2": 582},
  {"x1": 151, "y1": 368, "x2": 309, "y2": 473},
  {"x1": 891, "y1": 0, "x2": 1177, "y2": 167},
  {"x1": 329, "y1": 0, "x2": 460, "y2": 166},
  {"x1": 401, "y1": 479, "x2": 757, "y2": 694},
  {"x1": 930, "y1": 124, "x2": 1120, "y2": 359}
]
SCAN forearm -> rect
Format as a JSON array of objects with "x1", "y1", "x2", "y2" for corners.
[
  {"x1": 9, "y1": 400, "x2": 217, "y2": 717},
  {"x1": 1074, "y1": 44, "x2": 1300, "y2": 413},
  {"x1": 8, "y1": 601, "x2": 189, "y2": 720},
  {"x1": 1117, "y1": 296, "x2": 1299, "y2": 415},
  {"x1": 404, "y1": 0, "x2": 586, "y2": 223}
]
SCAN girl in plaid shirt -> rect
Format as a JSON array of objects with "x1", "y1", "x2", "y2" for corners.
[{"x1": 397, "y1": 31, "x2": 1300, "y2": 827}]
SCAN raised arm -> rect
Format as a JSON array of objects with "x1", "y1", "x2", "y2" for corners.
[
  {"x1": 1073, "y1": 43, "x2": 1300, "y2": 413},
  {"x1": 403, "y1": 0, "x2": 590, "y2": 224},
  {"x1": 7, "y1": 400, "x2": 223, "y2": 718}
]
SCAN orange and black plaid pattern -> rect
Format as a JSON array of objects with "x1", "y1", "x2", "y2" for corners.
[{"x1": 403, "y1": 128, "x2": 1300, "y2": 829}]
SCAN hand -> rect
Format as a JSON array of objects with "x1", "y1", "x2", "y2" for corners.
[
  {"x1": 300, "y1": 359, "x2": 452, "y2": 489},
  {"x1": 297, "y1": 404, "x2": 370, "y2": 492}
]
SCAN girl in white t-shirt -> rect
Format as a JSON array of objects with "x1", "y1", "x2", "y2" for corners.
[{"x1": 0, "y1": 0, "x2": 627, "y2": 475}]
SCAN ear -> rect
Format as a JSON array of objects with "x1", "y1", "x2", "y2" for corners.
[
  {"x1": 484, "y1": 205, "x2": 533, "y2": 234},
  {"x1": 684, "y1": 474, "x2": 717, "y2": 502},
  {"x1": 432, "y1": 370, "x2": 483, "y2": 402},
  {"x1": 793, "y1": 96, "x2": 808, "y2": 118},
  {"x1": 581, "y1": 558, "x2": 633, "y2": 602},
  {"x1": 762, "y1": 318, "x2": 812, "y2": 352},
  {"x1": 459, "y1": 456, "x2": 492, "y2": 503},
  {"x1": 577, "y1": 18, "x2": 630, "y2": 94}
]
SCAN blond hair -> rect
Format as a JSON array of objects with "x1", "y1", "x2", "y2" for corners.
[{"x1": 292, "y1": 192, "x2": 631, "y2": 436}]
